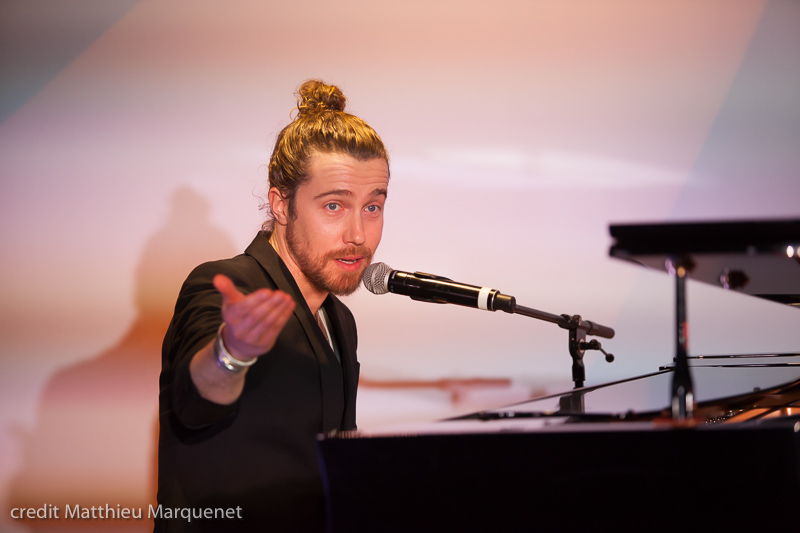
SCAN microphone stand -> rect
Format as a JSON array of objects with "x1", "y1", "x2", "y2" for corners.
[
  {"x1": 365, "y1": 265, "x2": 616, "y2": 389},
  {"x1": 511, "y1": 303, "x2": 615, "y2": 388},
  {"x1": 666, "y1": 255, "x2": 695, "y2": 421}
]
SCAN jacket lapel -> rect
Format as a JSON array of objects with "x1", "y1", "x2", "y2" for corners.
[
  {"x1": 323, "y1": 296, "x2": 359, "y2": 429},
  {"x1": 244, "y1": 232, "x2": 345, "y2": 431}
]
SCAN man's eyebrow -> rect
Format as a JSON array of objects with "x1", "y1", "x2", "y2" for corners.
[
  {"x1": 314, "y1": 188, "x2": 388, "y2": 200},
  {"x1": 314, "y1": 189, "x2": 352, "y2": 200}
]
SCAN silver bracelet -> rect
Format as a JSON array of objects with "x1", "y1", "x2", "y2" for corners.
[{"x1": 215, "y1": 323, "x2": 257, "y2": 373}]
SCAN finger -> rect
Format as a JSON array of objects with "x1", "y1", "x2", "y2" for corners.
[
  {"x1": 246, "y1": 293, "x2": 296, "y2": 343},
  {"x1": 222, "y1": 293, "x2": 295, "y2": 358},
  {"x1": 213, "y1": 274, "x2": 245, "y2": 305},
  {"x1": 252, "y1": 297, "x2": 296, "y2": 348},
  {"x1": 243, "y1": 304, "x2": 295, "y2": 353},
  {"x1": 234, "y1": 292, "x2": 295, "y2": 343},
  {"x1": 222, "y1": 288, "x2": 275, "y2": 328}
]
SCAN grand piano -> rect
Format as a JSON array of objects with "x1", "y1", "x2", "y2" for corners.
[{"x1": 317, "y1": 219, "x2": 800, "y2": 531}]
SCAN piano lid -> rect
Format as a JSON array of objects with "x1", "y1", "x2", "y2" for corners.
[{"x1": 609, "y1": 218, "x2": 800, "y2": 307}]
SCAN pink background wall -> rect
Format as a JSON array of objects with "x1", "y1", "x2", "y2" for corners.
[{"x1": 2, "y1": 1, "x2": 798, "y2": 530}]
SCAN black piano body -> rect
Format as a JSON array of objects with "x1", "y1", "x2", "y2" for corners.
[{"x1": 318, "y1": 219, "x2": 800, "y2": 531}]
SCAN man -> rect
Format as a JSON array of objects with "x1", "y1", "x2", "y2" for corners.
[{"x1": 157, "y1": 80, "x2": 389, "y2": 532}]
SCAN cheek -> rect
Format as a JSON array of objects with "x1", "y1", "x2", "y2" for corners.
[
  {"x1": 366, "y1": 217, "x2": 384, "y2": 244},
  {"x1": 304, "y1": 212, "x2": 339, "y2": 239},
  {"x1": 319, "y1": 220, "x2": 353, "y2": 249}
]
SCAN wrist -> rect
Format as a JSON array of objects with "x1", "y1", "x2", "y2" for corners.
[{"x1": 214, "y1": 323, "x2": 257, "y2": 373}]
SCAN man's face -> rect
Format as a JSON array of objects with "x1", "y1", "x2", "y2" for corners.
[{"x1": 284, "y1": 152, "x2": 389, "y2": 297}]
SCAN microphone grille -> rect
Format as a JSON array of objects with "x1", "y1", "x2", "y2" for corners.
[{"x1": 362, "y1": 262, "x2": 392, "y2": 295}]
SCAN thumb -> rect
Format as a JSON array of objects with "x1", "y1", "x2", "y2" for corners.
[{"x1": 213, "y1": 274, "x2": 245, "y2": 304}]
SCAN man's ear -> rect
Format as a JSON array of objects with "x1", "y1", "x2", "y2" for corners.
[{"x1": 269, "y1": 187, "x2": 289, "y2": 226}]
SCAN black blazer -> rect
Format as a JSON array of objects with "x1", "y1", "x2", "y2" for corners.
[{"x1": 157, "y1": 232, "x2": 359, "y2": 532}]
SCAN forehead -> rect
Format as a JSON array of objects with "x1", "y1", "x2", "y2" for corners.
[{"x1": 304, "y1": 152, "x2": 389, "y2": 194}]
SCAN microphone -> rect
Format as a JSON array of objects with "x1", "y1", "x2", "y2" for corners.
[{"x1": 362, "y1": 262, "x2": 516, "y2": 313}]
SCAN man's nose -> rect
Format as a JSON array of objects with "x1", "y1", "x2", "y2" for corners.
[{"x1": 344, "y1": 213, "x2": 366, "y2": 245}]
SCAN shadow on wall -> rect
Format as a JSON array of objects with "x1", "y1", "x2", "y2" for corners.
[{"x1": 9, "y1": 187, "x2": 236, "y2": 532}]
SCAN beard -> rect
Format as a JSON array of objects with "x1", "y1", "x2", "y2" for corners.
[{"x1": 286, "y1": 222, "x2": 373, "y2": 297}]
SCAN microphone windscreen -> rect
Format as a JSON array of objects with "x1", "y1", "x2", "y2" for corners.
[{"x1": 362, "y1": 262, "x2": 392, "y2": 295}]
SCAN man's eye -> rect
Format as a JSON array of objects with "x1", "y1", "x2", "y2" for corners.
[
  {"x1": 325, "y1": 203, "x2": 340, "y2": 211},
  {"x1": 365, "y1": 205, "x2": 380, "y2": 213}
]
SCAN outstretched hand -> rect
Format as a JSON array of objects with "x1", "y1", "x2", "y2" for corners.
[{"x1": 213, "y1": 274, "x2": 296, "y2": 360}]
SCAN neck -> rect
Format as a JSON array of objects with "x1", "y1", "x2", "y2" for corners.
[{"x1": 268, "y1": 229, "x2": 328, "y2": 315}]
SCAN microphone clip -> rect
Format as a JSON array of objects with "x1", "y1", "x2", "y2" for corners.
[{"x1": 564, "y1": 314, "x2": 615, "y2": 389}]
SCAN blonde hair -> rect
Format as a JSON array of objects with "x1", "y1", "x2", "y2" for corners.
[{"x1": 262, "y1": 80, "x2": 389, "y2": 231}]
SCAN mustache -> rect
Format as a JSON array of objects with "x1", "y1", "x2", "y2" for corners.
[{"x1": 325, "y1": 246, "x2": 373, "y2": 262}]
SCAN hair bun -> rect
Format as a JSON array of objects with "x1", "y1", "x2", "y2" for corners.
[{"x1": 296, "y1": 79, "x2": 346, "y2": 115}]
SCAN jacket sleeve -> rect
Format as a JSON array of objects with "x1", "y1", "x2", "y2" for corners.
[{"x1": 162, "y1": 260, "x2": 251, "y2": 429}]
